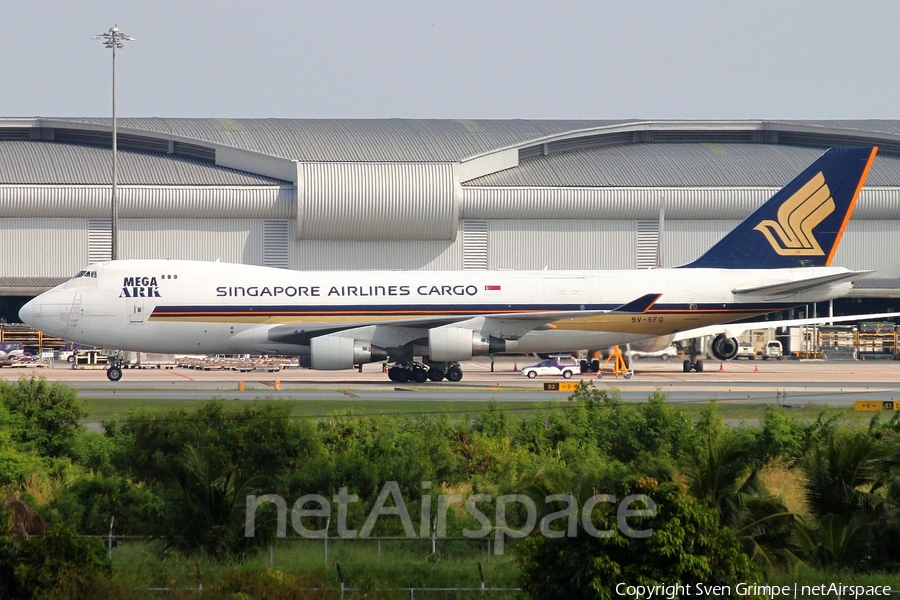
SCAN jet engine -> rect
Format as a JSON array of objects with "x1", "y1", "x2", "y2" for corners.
[
  {"x1": 428, "y1": 327, "x2": 517, "y2": 361},
  {"x1": 310, "y1": 336, "x2": 387, "y2": 370},
  {"x1": 710, "y1": 334, "x2": 740, "y2": 361}
]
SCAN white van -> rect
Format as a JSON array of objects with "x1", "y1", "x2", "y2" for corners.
[{"x1": 763, "y1": 340, "x2": 783, "y2": 360}]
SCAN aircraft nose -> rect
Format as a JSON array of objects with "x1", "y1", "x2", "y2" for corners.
[
  {"x1": 18, "y1": 299, "x2": 35, "y2": 326},
  {"x1": 17, "y1": 291, "x2": 73, "y2": 336}
]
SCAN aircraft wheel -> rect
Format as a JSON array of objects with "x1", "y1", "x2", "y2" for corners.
[
  {"x1": 683, "y1": 360, "x2": 692, "y2": 373},
  {"x1": 695, "y1": 360, "x2": 704, "y2": 372},
  {"x1": 445, "y1": 366, "x2": 463, "y2": 382},
  {"x1": 387, "y1": 367, "x2": 401, "y2": 382},
  {"x1": 107, "y1": 367, "x2": 123, "y2": 382},
  {"x1": 562, "y1": 370, "x2": 573, "y2": 379},
  {"x1": 394, "y1": 369, "x2": 410, "y2": 383},
  {"x1": 412, "y1": 368, "x2": 428, "y2": 383},
  {"x1": 427, "y1": 368, "x2": 444, "y2": 382},
  {"x1": 526, "y1": 370, "x2": 537, "y2": 379}
]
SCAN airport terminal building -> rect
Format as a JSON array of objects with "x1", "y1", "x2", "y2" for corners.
[{"x1": 3, "y1": 117, "x2": 900, "y2": 320}]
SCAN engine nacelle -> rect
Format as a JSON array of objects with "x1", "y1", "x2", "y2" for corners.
[
  {"x1": 310, "y1": 336, "x2": 387, "y2": 370},
  {"x1": 628, "y1": 335, "x2": 676, "y2": 353},
  {"x1": 710, "y1": 334, "x2": 740, "y2": 361},
  {"x1": 428, "y1": 327, "x2": 516, "y2": 361}
]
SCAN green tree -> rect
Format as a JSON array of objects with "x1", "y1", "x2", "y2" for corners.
[
  {"x1": 681, "y1": 414, "x2": 794, "y2": 569},
  {"x1": 156, "y1": 444, "x2": 268, "y2": 559},
  {"x1": 0, "y1": 377, "x2": 86, "y2": 459},
  {"x1": 757, "y1": 405, "x2": 809, "y2": 463},
  {"x1": 802, "y1": 430, "x2": 880, "y2": 520},
  {"x1": 1, "y1": 527, "x2": 110, "y2": 600},
  {"x1": 790, "y1": 429, "x2": 888, "y2": 570},
  {"x1": 108, "y1": 401, "x2": 322, "y2": 492},
  {"x1": 517, "y1": 478, "x2": 758, "y2": 600},
  {"x1": 47, "y1": 475, "x2": 160, "y2": 536}
]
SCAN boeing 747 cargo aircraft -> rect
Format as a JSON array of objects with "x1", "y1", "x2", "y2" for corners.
[{"x1": 19, "y1": 147, "x2": 878, "y2": 382}]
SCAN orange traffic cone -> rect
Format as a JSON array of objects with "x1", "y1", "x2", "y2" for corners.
[
  {"x1": 754, "y1": 363, "x2": 759, "y2": 373},
  {"x1": 719, "y1": 362, "x2": 724, "y2": 372}
]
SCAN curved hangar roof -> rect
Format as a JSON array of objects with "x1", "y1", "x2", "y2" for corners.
[{"x1": 4, "y1": 117, "x2": 900, "y2": 240}]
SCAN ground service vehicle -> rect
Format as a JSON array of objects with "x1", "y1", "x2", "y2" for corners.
[
  {"x1": 735, "y1": 343, "x2": 757, "y2": 360},
  {"x1": 521, "y1": 357, "x2": 580, "y2": 379},
  {"x1": 763, "y1": 340, "x2": 784, "y2": 360}
]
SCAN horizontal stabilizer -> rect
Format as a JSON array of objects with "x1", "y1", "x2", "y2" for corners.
[{"x1": 732, "y1": 270, "x2": 871, "y2": 298}]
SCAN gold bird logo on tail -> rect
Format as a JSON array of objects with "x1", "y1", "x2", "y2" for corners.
[{"x1": 754, "y1": 172, "x2": 834, "y2": 256}]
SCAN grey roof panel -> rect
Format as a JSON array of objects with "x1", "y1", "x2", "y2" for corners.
[
  {"x1": 0, "y1": 141, "x2": 286, "y2": 185},
  {"x1": 7, "y1": 118, "x2": 900, "y2": 187},
  {"x1": 464, "y1": 143, "x2": 900, "y2": 187},
  {"x1": 772, "y1": 119, "x2": 900, "y2": 136},
  {"x1": 55, "y1": 118, "x2": 630, "y2": 162}
]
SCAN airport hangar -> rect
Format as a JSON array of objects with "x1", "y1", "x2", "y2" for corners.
[{"x1": 2, "y1": 117, "x2": 900, "y2": 323}]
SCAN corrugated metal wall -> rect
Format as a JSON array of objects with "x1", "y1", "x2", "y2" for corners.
[
  {"x1": 0, "y1": 219, "x2": 90, "y2": 277},
  {"x1": 263, "y1": 221, "x2": 290, "y2": 268},
  {"x1": 832, "y1": 221, "x2": 900, "y2": 271},
  {"x1": 297, "y1": 163, "x2": 458, "y2": 240},
  {"x1": 636, "y1": 221, "x2": 659, "y2": 269},
  {"x1": 660, "y1": 220, "x2": 900, "y2": 271},
  {"x1": 462, "y1": 187, "x2": 771, "y2": 220},
  {"x1": 4, "y1": 216, "x2": 900, "y2": 283},
  {"x1": 462, "y1": 187, "x2": 900, "y2": 221},
  {"x1": 463, "y1": 221, "x2": 488, "y2": 269},
  {"x1": 661, "y1": 220, "x2": 740, "y2": 267},
  {"x1": 0, "y1": 185, "x2": 294, "y2": 219},
  {"x1": 119, "y1": 219, "x2": 266, "y2": 264},
  {"x1": 287, "y1": 238, "x2": 462, "y2": 271},
  {"x1": 487, "y1": 220, "x2": 638, "y2": 269},
  {"x1": 88, "y1": 219, "x2": 112, "y2": 263}
]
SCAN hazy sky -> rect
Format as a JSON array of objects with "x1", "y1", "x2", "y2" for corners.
[{"x1": 3, "y1": 1, "x2": 898, "y2": 120}]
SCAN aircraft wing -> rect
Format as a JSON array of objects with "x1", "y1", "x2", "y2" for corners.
[
  {"x1": 266, "y1": 293, "x2": 662, "y2": 346},
  {"x1": 671, "y1": 310, "x2": 900, "y2": 342}
]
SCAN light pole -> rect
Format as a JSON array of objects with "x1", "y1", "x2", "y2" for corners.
[{"x1": 93, "y1": 25, "x2": 134, "y2": 261}]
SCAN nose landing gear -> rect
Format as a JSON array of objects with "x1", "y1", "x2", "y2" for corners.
[{"x1": 106, "y1": 354, "x2": 124, "y2": 381}]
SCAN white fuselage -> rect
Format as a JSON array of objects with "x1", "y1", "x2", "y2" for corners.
[{"x1": 20, "y1": 260, "x2": 853, "y2": 360}]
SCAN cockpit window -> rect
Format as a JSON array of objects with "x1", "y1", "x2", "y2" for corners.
[{"x1": 70, "y1": 270, "x2": 97, "y2": 280}]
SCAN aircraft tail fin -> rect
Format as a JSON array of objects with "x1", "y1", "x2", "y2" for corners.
[{"x1": 683, "y1": 146, "x2": 877, "y2": 269}]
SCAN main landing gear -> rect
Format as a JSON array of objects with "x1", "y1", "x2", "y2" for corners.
[
  {"x1": 387, "y1": 361, "x2": 463, "y2": 383},
  {"x1": 682, "y1": 338, "x2": 704, "y2": 373}
]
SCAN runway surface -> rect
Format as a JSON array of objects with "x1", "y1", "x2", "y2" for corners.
[{"x1": 3, "y1": 356, "x2": 899, "y2": 405}]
